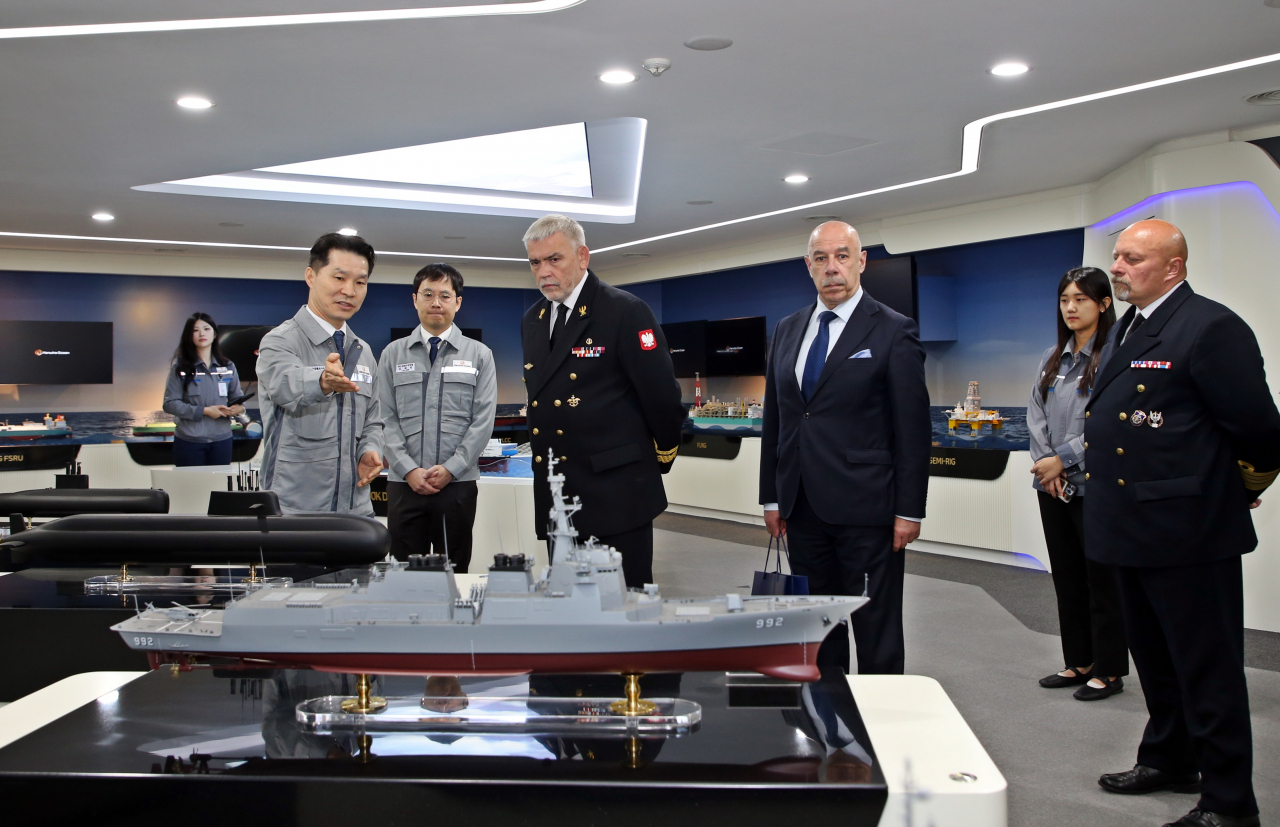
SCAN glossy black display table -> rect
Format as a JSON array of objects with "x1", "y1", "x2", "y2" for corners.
[{"x1": 0, "y1": 667, "x2": 887, "y2": 826}]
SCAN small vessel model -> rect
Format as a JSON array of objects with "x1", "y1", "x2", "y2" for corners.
[
  {"x1": 690, "y1": 394, "x2": 764, "y2": 431},
  {"x1": 132, "y1": 419, "x2": 243, "y2": 436},
  {"x1": 946, "y1": 381, "x2": 1004, "y2": 432},
  {"x1": 112, "y1": 456, "x2": 864, "y2": 681},
  {"x1": 0, "y1": 414, "x2": 72, "y2": 440}
]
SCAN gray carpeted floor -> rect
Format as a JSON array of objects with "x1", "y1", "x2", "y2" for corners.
[{"x1": 651, "y1": 516, "x2": 1280, "y2": 827}]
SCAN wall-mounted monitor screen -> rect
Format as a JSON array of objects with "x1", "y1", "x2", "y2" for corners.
[
  {"x1": 862, "y1": 255, "x2": 917, "y2": 320},
  {"x1": 705, "y1": 316, "x2": 767, "y2": 377},
  {"x1": 0, "y1": 320, "x2": 113, "y2": 384},
  {"x1": 661, "y1": 320, "x2": 706, "y2": 378},
  {"x1": 217, "y1": 325, "x2": 275, "y2": 382},
  {"x1": 391, "y1": 327, "x2": 483, "y2": 343}
]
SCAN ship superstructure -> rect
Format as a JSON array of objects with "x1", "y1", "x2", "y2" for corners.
[{"x1": 113, "y1": 456, "x2": 863, "y2": 680}]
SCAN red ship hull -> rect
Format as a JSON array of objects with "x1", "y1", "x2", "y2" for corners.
[{"x1": 156, "y1": 641, "x2": 824, "y2": 681}]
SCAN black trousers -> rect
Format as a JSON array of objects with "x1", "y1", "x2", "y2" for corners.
[
  {"x1": 1036, "y1": 492, "x2": 1129, "y2": 676},
  {"x1": 387, "y1": 480, "x2": 478, "y2": 573},
  {"x1": 785, "y1": 485, "x2": 904, "y2": 675},
  {"x1": 1115, "y1": 556, "x2": 1256, "y2": 817},
  {"x1": 549, "y1": 521, "x2": 653, "y2": 589}
]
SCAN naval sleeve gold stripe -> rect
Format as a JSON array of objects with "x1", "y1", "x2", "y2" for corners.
[
  {"x1": 1238, "y1": 460, "x2": 1279, "y2": 491},
  {"x1": 655, "y1": 441, "x2": 678, "y2": 462}
]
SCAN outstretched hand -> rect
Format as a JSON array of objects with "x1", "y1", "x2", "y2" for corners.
[
  {"x1": 356, "y1": 451, "x2": 383, "y2": 488},
  {"x1": 320, "y1": 352, "x2": 359, "y2": 395}
]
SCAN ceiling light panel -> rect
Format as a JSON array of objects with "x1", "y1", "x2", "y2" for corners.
[
  {"x1": 135, "y1": 118, "x2": 647, "y2": 224},
  {"x1": 0, "y1": 1, "x2": 588, "y2": 39},
  {"x1": 990, "y1": 62, "x2": 1029, "y2": 76},
  {"x1": 260, "y1": 123, "x2": 593, "y2": 198},
  {"x1": 599, "y1": 70, "x2": 637, "y2": 84},
  {"x1": 176, "y1": 96, "x2": 214, "y2": 109}
]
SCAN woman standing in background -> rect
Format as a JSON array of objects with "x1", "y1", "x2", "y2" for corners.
[
  {"x1": 1028, "y1": 267, "x2": 1129, "y2": 701},
  {"x1": 163, "y1": 312, "x2": 244, "y2": 466}
]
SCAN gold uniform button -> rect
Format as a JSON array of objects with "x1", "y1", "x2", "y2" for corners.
[
  {"x1": 1116, "y1": 448, "x2": 1124, "y2": 456},
  {"x1": 532, "y1": 428, "x2": 539, "y2": 436},
  {"x1": 569, "y1": 373, "x2": 577, "y2": 380},
  {"x1": 559, "y1": 455, "x2": 567, "y2": 461},
  {"x1": 1118, "y1": 479, "x2": 1125, "y2": 486},
  {"x1": 1085, "y1": 411, "x2": 1091, "y2": 418},
  {"x1": 535, "y1": 456, "x2": 542, "y2": 463},
  {"x1": 557, "y1": 429, "x2": 564, "y2": 435},
  {"x1": 1119, "y1": 412, "x2": 1127, "y2": 421},
  {"x1": 1084, "y1": 442, "x2": 1089, "y2": 449},
  {"x1": 1137, "y1": 384, "x2": 1145, "y2": 393},
  {"x1": 1085, "y1": 473, "x2": 1090, "y2": 480},
  {"x1": 531, "y1": 401, "x2": 538, "y2": 408},
  {"x1": 554, "y1": 399, "x2": 562, "y2": 407}
]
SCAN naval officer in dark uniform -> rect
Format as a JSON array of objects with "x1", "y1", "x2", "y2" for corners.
[
  {"x1": 519, "y1": 214, "x2": 686, "y2": 588},
  {"x1": 1086, "y1": 219, "x2": 1280, "y2": 827}
]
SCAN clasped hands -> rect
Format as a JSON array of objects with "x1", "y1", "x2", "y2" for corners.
[
  {"x1": 406, "y1": 465, "x2": 453, "y2": 496},
  {"x1": 203, "y1": 404, "x2": 245, "y2": 419},
  {"x1": 1031, "y1": 454, "x2": 1068, "y2": 498}
]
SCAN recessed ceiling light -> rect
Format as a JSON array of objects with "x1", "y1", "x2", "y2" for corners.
[
  {"x1": 684, "y1": 36, "x2": 732, "y2": 51},
  {"x1": 218, "y1": 222, "x2": 243, "y2": 227},
  {"x1": 91, "y1": 212, "x2": 114, "y2": 221},
  {"x1": 783, "y1": 174, "x2": 809, "y2": 184},
  {"x1": 621, "y1": 253, "x2": 650, "y2": 258},
  {"x1": 443, "y1": 235, "x2": 467, "y2": 240},
  {"x1": 687, "y1": 200, "x2": 713, "y2": 205},
  {"x1": 176, "y1": 96, "x2": 213, "y2": 109},
  {"x1": 599, "y1": 70, "x2": 637, "y2": 84},
  {"x1": 803, "y1": 215, "x2": 843, "y2": 222},
  {"x1": 337, "y1": 227, "x2": 358, "y2": 236},
  {"x1": 990, "y1": 62, "x2": 1029, "y2": 77}
]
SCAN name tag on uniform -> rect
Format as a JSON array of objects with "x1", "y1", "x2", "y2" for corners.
[
  {"x1": 217, "y1": 382, "x2": 229, "y2": 397},
  {"x1": 395, "y1": 363, "x2": 417, "y2": 373},
  {"x1": 452, "y1": 359, "x2": 473, "y2": 368},
  {"x1": 352, "y1": 366, "x2": 373, "y2": 384},
  {"x1": 572, "y1": 347, "x2": 605, "y2": 357},
  {"x1": 441, "y1": 365, "x2": 478, "y2": 376},
  {"x1": 1131, "y1": 360, "x2": 1171, "y2": 369}
]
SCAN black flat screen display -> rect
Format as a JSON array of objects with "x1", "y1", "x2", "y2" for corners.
[
  {"x1": 660, "y1": 320, "x2": 706, "y2": 378},
  {"x1": 0, "y1": 321, "x2": 113, "y2": 384},
  {"x1": 861, "y1": 255, "x2": 917, "y2": 320},
  {"x1": 705, "y1": 316, "x2": 767, "y2": 376},
  {"x1": 217, "y1": 325, "x2": 274, "y2": 382}
]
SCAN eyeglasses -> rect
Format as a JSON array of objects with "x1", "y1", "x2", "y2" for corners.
[{"x1": 416, "y1": 289, "x2": 455, "y2": 304}]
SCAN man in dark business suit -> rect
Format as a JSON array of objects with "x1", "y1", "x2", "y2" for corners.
[
  {"x1": 1086, "y1": 219, "x2": 1280, "y2": 827},
  {"x1": 760, "y1": 221, "x2": 931, "y2": 675},
  {"x1": 520, "y1": 214, "x2": 686, "y2": 588}
]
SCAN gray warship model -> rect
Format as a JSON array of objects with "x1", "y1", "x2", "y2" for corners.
[{"x1": 113, "y1": 456, "x2": 866, "y2": 681}]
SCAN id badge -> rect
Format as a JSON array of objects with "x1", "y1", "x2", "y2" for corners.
[{"x1": 218, "y1": 382, "x2": 229, "y2": 397}]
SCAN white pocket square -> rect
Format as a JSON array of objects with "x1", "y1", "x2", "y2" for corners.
[{"x1": 850, "y1": 349, "x2": 872, "y2": 359}]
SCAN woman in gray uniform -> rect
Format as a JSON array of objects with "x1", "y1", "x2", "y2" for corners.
[
  {"x1": 1028, "y1": 267, "x2": 1128, "y2": 700},
  {"x1": 163, "y1": 312, "x2": 245, "y2": 466}
]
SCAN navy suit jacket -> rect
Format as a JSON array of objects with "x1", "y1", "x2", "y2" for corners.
[
  {"x1": 760, "y1": 292, "x2": 931, "y2": 526},
  {"x1": 1083, "y1": 281, "x2": 1280, "y2": 567}
]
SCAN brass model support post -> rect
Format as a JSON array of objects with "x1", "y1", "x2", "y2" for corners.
[
  {"x1": 624, "y1": 737, "x2": 643, "y2": 769},
  {"x1": 115, "y1": 563, "x2": 133, "y2": 582},
  {"x1": 356, "y1": 733, "x2": 375, "y2": 764},
  {"x1": 341, "y1": 673, "x2": 387, "y2": 714},
  {"x1": 609, "y1": 672, "x2": 657, "y2": 716},
  {"x1": 245, "y1": 564, "x2": 263, "y2": 583}
]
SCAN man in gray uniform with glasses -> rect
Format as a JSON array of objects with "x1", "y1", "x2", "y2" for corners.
[
  {"x1": 377, "y1": 263, "x2": 496, "y2": 572},
  {"x1": 258, "y1": 232, "x2": 384, "y2": 515}
]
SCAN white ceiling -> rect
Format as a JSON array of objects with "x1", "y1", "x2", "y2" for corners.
[{"x1": 2, "y1": 0, "x2": 1280, "y2": 280}]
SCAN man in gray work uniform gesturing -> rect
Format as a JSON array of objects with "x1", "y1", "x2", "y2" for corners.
[
  {"x1": 377, "y1": 263, "x2": 496, "y2": 572},
  {"x1": 258, "y1": 232, "x2": 384, "y2": 515}
]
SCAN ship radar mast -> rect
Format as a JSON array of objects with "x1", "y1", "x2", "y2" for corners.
[{"x1": 545, "y1": 452, "x2": 584, "y2": 565}]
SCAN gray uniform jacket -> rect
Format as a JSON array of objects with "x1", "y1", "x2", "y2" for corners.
[
  {"x1": 376, "y1": 326, "x2": 497, "y2": 484},
  {"x1": 162, "y1": 359, "x2": 243, "y2": 443},
  {"x1": 257, "y1": 307, "x2": 383, "y2": 516},
  {"x1": 1027, "y1": 333, "x2": 1098, "y2": 496}
]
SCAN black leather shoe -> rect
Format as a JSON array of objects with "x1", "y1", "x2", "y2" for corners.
[
  {"x1": 1163, "y1": 808, "x2": 1260, "y2": 827},
  {"x1": 1039, "y1": 667, "x2": 1091, "y2": 688},
  {"x1": 1098, "y1": 764, "x2": 1200, "y2": 795},
  {"x1": 1074, "y1": 676, "x2": 1124, "y2": 701}
]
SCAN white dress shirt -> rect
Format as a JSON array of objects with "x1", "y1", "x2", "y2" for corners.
[
  {"x1": 765, "y1": 286, "x2": 919, "y2": 523},
  {"x1": 548, "y1": 275, "x2": 589, "y2": 339},
  {"x1": 420, "y1": 323, "x2": 457, "y2": 350},
  {"x1": 305, "y1": 305, "x2": 352, "y2": 341},
  {"x1": 1121, "y1": 280, "x2": 1184, "y2": 344}
]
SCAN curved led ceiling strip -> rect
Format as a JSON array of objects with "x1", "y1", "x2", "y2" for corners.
[
  {"x1": 595, "y1": 49, "x2": 1280, "y2": 252},
  {"x1": 0, "y1": 1, "x2": 588, "y2": 39}
]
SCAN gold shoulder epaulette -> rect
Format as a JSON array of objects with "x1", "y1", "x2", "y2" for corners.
[
  {"x1": 1238, "y1": 460, "x2": 1279, "y2": 492},
  {"x1": 654, "y1": 441, "x2": 679, "y2": 463}
]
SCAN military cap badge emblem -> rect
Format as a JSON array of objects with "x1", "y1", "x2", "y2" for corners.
[{"x1": 578, "y1": 305, "x2": 587, "y2": 316}]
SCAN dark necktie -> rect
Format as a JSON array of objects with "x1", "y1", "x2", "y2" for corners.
[
  {"x1": 550, "y1": 304, "x2": 567, "y2": 348},
  {"x1": 1123, "y1": 312, "x2": 1145, "y2": 345},
  {"x1": 429, "y1": 336, "x2": 441, "y2": 365},
  {"x1": 801, "y1": 311, "x2": 839, "y2": 402},
  {"x1": 332, "y1": 330, "x2": 346, "y2": 365}
]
